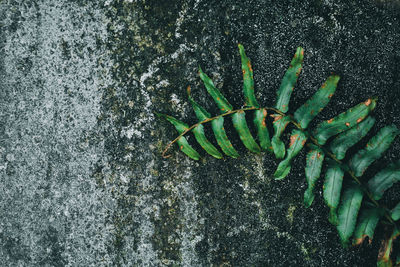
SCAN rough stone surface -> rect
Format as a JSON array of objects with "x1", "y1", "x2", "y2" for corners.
[{"x1": 1, "y1": 0, "x2": 400, "y2": 266}]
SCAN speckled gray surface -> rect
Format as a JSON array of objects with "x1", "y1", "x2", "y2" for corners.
[{"x1": 1, "y1": 0, "x2": 400, "y2": 266}]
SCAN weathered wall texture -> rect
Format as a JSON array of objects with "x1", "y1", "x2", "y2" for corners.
[{"x1": 1, "y1": 0, "x2": 400, "y2": 266}]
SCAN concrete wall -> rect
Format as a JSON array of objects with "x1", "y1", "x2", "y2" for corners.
[{"x1": 1, "y1": 0, "x2": 400, "y2": 266}]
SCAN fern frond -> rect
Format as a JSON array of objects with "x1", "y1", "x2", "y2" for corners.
[
  {"x1": 238, "y1": 43, "x2": 258, "y2": 108},
  {"x1": 313, "y1": 98, "x2": 377, "y2": 145},
  {"x1": 275, "y1": 47, "x2": 304, "y2": 113},
  {"x1": 294, "y1": 75, "x2": 339, "y2": 129},
  {"x1": 304, "y1": 145, "x2": 324, "y2": 208},
  {"x1": 238, "y1": 44, "x2": 272, "y2": 152},
  {"x1": 336, "y1": 184, "x2": 364, "y2": 247},
  {"x1": 254, "y1": 108, "x2": 272, "y2": 152},
  {"x1": 199, "y1": 67, "x2": 233, "y2": 112},
  {"x1": 367, "y1": 160, "x2": 400, "y2": 201},
  {"x1": 329, "y1": 116, "x2": 375, "y2": 160},
  {"x1": 158, "y1": 44, "x2": 400, "y2": 265},
  {"x1": 231, "y1": 111, "x2": 262, "y2": 153},
  {"x1": 274, "y1": 129, "x2": 307, "y2": 180},
  {"x1": 353, "y1": 207, "x2": 384, "y2": 245},
  {"x1": 349, "y1": 125, "x2": 400, "y2": 177},
  {"x1": 271, "y1": 114, "x2": 291, "y2": 159},
  {"x1": 323, "y1": 160, "x2": 345, "y2": 225}
]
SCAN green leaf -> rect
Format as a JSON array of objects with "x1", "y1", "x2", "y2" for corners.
[
  {"x1": 391, "y1": 202, "x2": 400, "y2": 221},
  {"x1": 349, "y1": 125, "x2": 400, "y2": 177},
  {"x1": 353, "y1": 207, "x2": 384, "y2": 245},
  {"x1": 157, "y1": 113, "x2": 201, "y2": 160},
  {"x1": 254, "y1": 109, "x2": 272, "y2": 152},
  {"x1": 188, "y1": 94, "x2": 237, "y2": 158},
  {"x1": 199, "y1": 67, "x2": 233, "y2": 113},
  {"x1": 187, "y1": 93, "x2": 223, "y2": 159},
  {"x1": 271, "y1": 115, "x2": 291, "y2": 159},
  {"x1": 199, "y1": 68, "x2": 261, "y2": 153},
  {"x1": 187, "y1": 89, "x2": 212, "y2": 121},
  {"x1": 330, "y1": 116, "x2": 375, "y2": 160},
  {"x1": 191, "y1": 125, "x2": 223, "y2": 159},
  {"x1": 294, "y1": 75, "x2": 340, "y2": 129},
  {"x1": 274, "y1": 129, "x2": 308, "y2": 180},
  {"x1": 212, "y1": 116, "x2": 240, "y2": 158},
  {"x1": 275, "y1": 47, "x2": 304, "y2": 113},
  {"x1": 232, "y1": 111, "x2": 261, "y2": 153},
  {"x1": 237, "y1": 45, "x2": 272, "y2": 152},
  {"x1": 313, "y1": 98, "x2": 377, "y2": 145},
  {"x1": 176, "y1": 137, "x2": 201, "y2": 160},
  {"x1": 304, "y1": 145, "x2": 325, "y2": 208},
  {"x1": 238, "y1": 43, "x2": 258, "y2": 108},
  {"x1": 368, "y1": 160, "x2": 400, "y2": 201},
  {"x1": 377, "y1": 228, "x2": 399, "y2": 267},
  {"x1": 323, "y1": 160, "x2": 344, "y2": 225},
  {"x1": 337, "y1": 184, "x2": 364, "y2": 247}
]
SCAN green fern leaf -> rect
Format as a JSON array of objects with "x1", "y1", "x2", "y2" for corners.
[
  {"x1": 353, "y1": 207, "x2": 384, "y2": 245},
  {"x1": 187, "y1": 94, "x2": 239, "y2": 158},
  {"x1": 337, "y1": 184, "x2": 364, "y2": 247},
  {"x1": 238, "y1": 44, "x2": 272, "y2": 152},
  {"x1": 304, "y1": 145, "x2": 325, "y2": 208},
  {"x1": 275, "y1": 47, "x2": 304, "y2": 113},
  {"x1": 238, "y1": 43, "x2": 258, "y2": 108},
  {"x1": 294, "y1": 75, "x2": 340, "y2": 129},
  {"x1": 271, "y1": 114, "x2": 291, "y2": 159},
  {"x1": 367, "y1": 160, "x2": 400, "y2": 200},
  {"x1": 185, "y1": 100, "x2": 222, "y2": 159},
  {"x1": 199, "y1": 67, "x2": 261, "y2": 153},
  {"x1": 323, "y1": 160, "x2": 344, "y2": 225},
  {"x1": 274, "y1": 129, "x2": 307, "y2": 180},
  {"x1": 349, "y1": 125, "x2": 400, "y2": 177},
  {"x1": 330, "y1": 116, "x2": 375, "y2": 160},
  {"x1": 377, "y1": 228, "x2": 399, "y2": 267},
  {"x1": 192, "y1": 125, "x2": 223, "y2": 159},
  {"x1": 156, "y1": 113, "x2": 201, "y2": 160},
  {"x1": 212, "y1": 117, "x2": 240, "y2": 158},
  {"x1": 254, "y1": 108, "x2": 273, "y2": 152},
  {"x1": 391, "y1": 202, "x2": 400, "y2": 221},
  {"x1": 232, "y1": 111, "x2": 262, "y2": 153},
  {"x1": 199, "y1": 67, "x2": 233, "y2": 113},
  {"x1": 313, "y1": 98, "x2": 377, "y2": 145}
]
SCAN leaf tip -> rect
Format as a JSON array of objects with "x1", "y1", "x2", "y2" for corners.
[{"x1": 303, "y1": 190, "x2": 315, "y2": 208}]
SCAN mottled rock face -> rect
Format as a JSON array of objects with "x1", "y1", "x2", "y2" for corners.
[{"x1": 1, "y1": 0, "x2": 399, "y2": 266}]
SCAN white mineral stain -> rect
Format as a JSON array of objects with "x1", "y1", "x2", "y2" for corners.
[
  {"x1": 1, "y1": 1, "x2": 116, "y2": 265},
  {"x1": 171, "y1": 158, "x2": 203, "y2": 266}
]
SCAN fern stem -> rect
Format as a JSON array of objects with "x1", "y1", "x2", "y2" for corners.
[
  {"x1": 161, "y1": 107, "x2": 285, "y2": 158},
  {"x1": 162, "y1": 107, "x2": 398, "y2": 229}
]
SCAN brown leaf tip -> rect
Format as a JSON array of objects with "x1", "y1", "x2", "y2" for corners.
[{"x1": 290, "y1": 134, "x2": 299, "y2": 147}]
